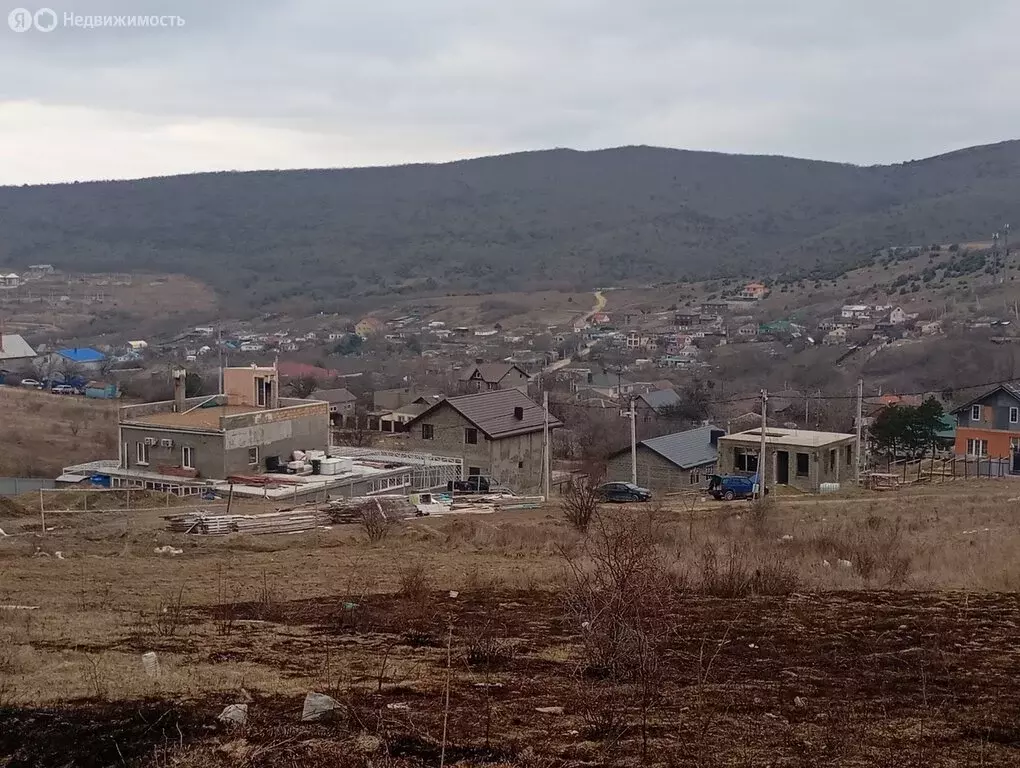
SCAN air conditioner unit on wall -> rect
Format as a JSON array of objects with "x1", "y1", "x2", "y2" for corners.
[
  {"x1": 144, "y1": 437, "x2": 158, "y2": 446},
  {"x1": 160, "y1": 439, "x2": 174, "y2": 448}
]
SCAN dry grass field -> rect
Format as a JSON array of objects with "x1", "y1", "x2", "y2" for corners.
[
  {"x1": 392, "y1": 291, "x2": 596, "y2": 330},
  {"x1": 0, "y1": 387, "x2": 118, "y2": 477},
  {"x1": 2, "y1": 482, "x2": 1020, "y2": 765},
  {"x1": 0, "y1": 273, "x2": 218, "y2": 339}
]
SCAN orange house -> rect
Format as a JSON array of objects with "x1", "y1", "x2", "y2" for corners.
[{"x1": 951, "y1": 384, "x2": 1020, "y2": 467}]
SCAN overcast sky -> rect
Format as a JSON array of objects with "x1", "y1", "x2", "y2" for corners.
[{"x1": 2, "y1": 0, "x2": 1019, "y2": 185}]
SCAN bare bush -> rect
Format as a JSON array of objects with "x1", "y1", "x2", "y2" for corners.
[
  {"x1": 561, "y1": 510, "x2": 677, "y2": 757},
  {"x1": 153, "y1": 586, "x2": 186, "y2": 637},
  {"x1": 359, "y1": 501, "x2": 395, "y2": 543},
  {"x1": 397, "y1": 561, "x2": 432, "y2": 601},
  {"x1": 563, "y1": 465, "x2": 605, "y2": 532}
]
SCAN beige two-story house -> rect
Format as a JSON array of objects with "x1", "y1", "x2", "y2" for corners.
[{"x1": 403, "y1": 389, "x2": 561, "y2": 492}]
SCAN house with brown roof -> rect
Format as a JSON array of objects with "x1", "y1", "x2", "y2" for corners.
[
  {"x1": 457, "y1": 362, "x2": 530, "y2": 394},
  {"x1": 403, "y1": 389, "x2": 561, "y2": 492}
]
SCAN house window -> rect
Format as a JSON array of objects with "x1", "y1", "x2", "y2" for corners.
[
  {"x1": 829, "y1": 450, "x2": 836, "y2": 473},
  {"x1": 971, "y1": 405, "x2": 982, "y2": 422},
  {"x1": 846, "y1": 445, "x2": 853, "y2": 465},
  {"x1": 690, "y1": 470, "x2": 700, "y2": 485},
  {"x1": 967, "y1": 439, "x2": 988, "y2": 457},
  {"x1": 182, "y1": 446, "x2": 194, "y2": 469},
  {"x1": 1011, "y1": 437, "x2": 1020, "y2": 454},
  {"x1": 422, "y1": 423, "x2": 435, "y2": 440},
  {"x1": 464, "y1": 428, "x2": 478, "y2": 445},
  {"x1": 248, "y1": 447, "x2": 259, "y2": 466},
  {"x1": 487, "y1": 382, "x2": 499, "y2": 391},
  {"x1": 1010, "y1": 407, "x2": 1019, "y2": 424},
  {"x1": 734, "y1": 448, "x2": 758, "y2": 473},
  {"x1": 136, "y1": 441, "x2": 149, "y2": 465},
  {"x1": 796, "y1": 453, "x2": 810, "y2": 477},
  {"x1": 518, "y1": 461, "x2": 524, "y2": 469},
  {"x1": 468, "y1": 466, "x2": 482, "y2": 478}
]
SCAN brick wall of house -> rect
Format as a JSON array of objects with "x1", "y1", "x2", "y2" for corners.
[
  {"x1": 404, "y1": 402, "x2": 545, "y2": 492},
  {"x1": 606, "y1": 445, "x2": 710, "y2": 492}
]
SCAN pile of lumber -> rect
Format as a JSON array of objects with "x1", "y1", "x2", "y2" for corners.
[
  {"x1": 166, "y1": 509, "x2": 330, "y2": 536},
  {"x1": 325, "y1": 496, "x2": 418, "y2": 525}
]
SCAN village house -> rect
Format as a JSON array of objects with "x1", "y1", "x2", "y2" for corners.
[
  {"x1": 458, "y1": 362, "x2": 530, "y2": 394},
  {"x1": 739, "y1": 282, "x2": 768, "y2": 301},
  {"x1": 888, "y1": 306, "x2": 908, "y2": 325},
  {"x1": 632, "y1": 388, "x2": 684, "y2": 424},
  {"x1": 951, "y1": 384, "x2": 1020, "y2": 470},
  {"x1": 716, "y1": 427, "x2": 857, "y2": 493},
  {"x1": 606, "y1": 425, "x2": 724, "y2": 492},
  {"x1": 44, "y1": 347, "x2": 106, "y2": 372},
  {"x1": 0, "y1": 273, "x2": 20, "y2": 288},
  {"x1": 116, "y1": 366, "x2": 329, "y2": 481},
  {"x1": 0, "y1": 333, "x2": 36, "y2": 364},
  {"x1": 736, "y1": 323, "x2": 759, "y2": 338},
  {"x1": 579, "y1": 371, "x2": 638, "y2": 400},
  {"x1": 308, "y1": 387, "x2": 359, "y2": 426},
  {"x1": 403, "y1": 389, "x2": 561, "y2": 493},
  {"x1": 369, "y1": 387, "x2": 444, "y2": 433},
  {"x1": 841, "y1": 305, "x2": 871, "y2": 320},
  {"x1": 823, "y1": 327, "x2": 848, "y2": 345}
]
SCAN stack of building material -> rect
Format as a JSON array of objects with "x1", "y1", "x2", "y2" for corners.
[
  {"x1": 325, "y1": 496, "x2": 418, "y2": 525},
  {"x1": 165, "y1": 509, "x2": 330, "y2": 535}
]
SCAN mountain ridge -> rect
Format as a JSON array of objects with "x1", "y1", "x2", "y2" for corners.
[{"x1": 2, "y1": 140, "x2": 1018, "y2": 312}]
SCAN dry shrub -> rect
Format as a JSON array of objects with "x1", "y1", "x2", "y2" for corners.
[
  {"x1": 562, "y1": 510, "x2": 677, "y2": 753},
  {"x1": 397, "y1": 561, "x2": 432, "y2": 601},
  {"x1": 464, "y1": 622, "x2": 517, "y2": 670},
  {"x1": 563, "y1": 466, "x2": 605, "y2": 532},
  {"x1": 153, "y1": 586, "x2": 186, "y2": 637},
  {"x1": 359, "y1": 501, "x2": 395, "y2": 543},
  {"x1": 699, "y1": 545, "x2": 799, "y2": 597}
]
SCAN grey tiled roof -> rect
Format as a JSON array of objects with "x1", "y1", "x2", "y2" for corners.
[
  {"x1": 637, "y1": 388, "x2": 681, "y2": 412},
  {"x1": 637, "y1": 424, "x2": 723, "y2": 469},
  {"x1": 309, "y1": 387, "x2": 357, "y2": 404}
]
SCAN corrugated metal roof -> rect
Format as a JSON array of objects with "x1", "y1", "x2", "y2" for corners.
[
  {"x1": 633, "y1": 425, "x2": 723, "y2": 469},
  {"x1": 410, "y1": 389, "x2": 561, "y2": 439},
  {"x1": 56, "y1": 347, "x2": 104, "y2": 363},
  {"x1": 950, "y1": 384, "x2": 1020, "y2": 414},
  {"x1": 0, "y1": 334, "x2": 36, "y2": 361}
]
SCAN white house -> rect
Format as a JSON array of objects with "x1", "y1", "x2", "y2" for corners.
[
  {"x1": 888, "y1": 307, "x2": 907, "y2": 325},
  {"x1": 0, "y1": 273, "x2": 20, "y2": 288},
  {"x1": 841, "y1": 305, "x2": 870, "y2": 319}
]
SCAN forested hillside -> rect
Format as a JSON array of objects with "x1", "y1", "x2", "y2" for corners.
[{"x1": 2, "y1": 141, "x2": 1019, "y2": 311}]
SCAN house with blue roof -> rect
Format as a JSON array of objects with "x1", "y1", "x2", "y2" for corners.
[
  {"x1": 606, "y1": 424, "x2": 724, "y2": 492},
  {"x1": 48, "y1": 347, "x2": 106, "y2": 371}
]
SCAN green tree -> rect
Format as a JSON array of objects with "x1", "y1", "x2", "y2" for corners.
[{"x1": 869, "y1": 397, "x2": 944, "y2": 458}]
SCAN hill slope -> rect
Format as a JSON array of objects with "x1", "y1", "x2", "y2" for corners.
[{"x1": 2, "y1": 141, "x2": 1019, "y2": 311}]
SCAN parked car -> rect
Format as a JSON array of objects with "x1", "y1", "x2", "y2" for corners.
[
  {"x1": 51, "y1": 384, "x2": 76, "y2": 395},
  {"x1": 19, "y1": 378, "x2": 43, "y2": 389},
  {"x1": 597, "y1": 482, "x2": 652, "y2": 503},
  {"x1": 448, "y1": 475, "x2": 491, "y2": 494},
  {"x1": 707, "y1": 474, "x2": 765, "y2": 501}
]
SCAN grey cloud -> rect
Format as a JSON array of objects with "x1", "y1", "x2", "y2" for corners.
[{"x1": 1, "y1": 0, "x2": 1020, "y2": 183}]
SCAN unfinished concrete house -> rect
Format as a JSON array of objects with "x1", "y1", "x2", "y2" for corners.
[{"x1": 715, "y1": 427, "x2": 857, "y2": 493}]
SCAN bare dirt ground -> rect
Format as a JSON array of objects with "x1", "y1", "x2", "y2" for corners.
[
  {"x1": 392, "y1": 291, "x2": 594, "y2": 329},
  {"x1": 0, "y1": 386, "x2": 118, "y2": 476},
  {"x1": 1, "y1": 483, "x2": 1020, "y2": 766}
]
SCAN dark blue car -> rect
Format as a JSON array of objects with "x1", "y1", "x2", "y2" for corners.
[
  {"x1": 708, "y1": 474, "x2": 763, "y2": 501},
  {"x1": 597, "y1": 482, "x2": 652, "y2": 503}
]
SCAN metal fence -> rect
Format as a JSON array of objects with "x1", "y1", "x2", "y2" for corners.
[{"x1": 0, "y1": 477, "x2": 55, "y2": 497}]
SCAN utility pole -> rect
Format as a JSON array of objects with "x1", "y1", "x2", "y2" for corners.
[
  {"x1": 855, "y1": 378, "x2": 864, "y2": 486},
  {"x1": 542, "y1": 390, "x2": 551, "y2": 500},
  {"x1": 629, "y1": 397, "x2": 637, "y2": 485},
  {"x1": 217, "y1": 327, "x2": 224, "y2": 394},
  {"x1": 758, "y1": 389, "x2": 768, "y2": 499},
  {"x1": 1004, "y1": 224, "x2": 1011, "y2": 283}
]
